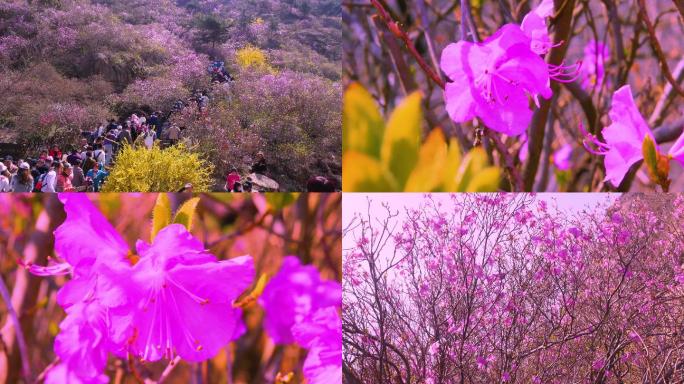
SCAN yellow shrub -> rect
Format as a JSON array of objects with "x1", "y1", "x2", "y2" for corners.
[
  {"x1": 236, "y1": 45, "x2": 274, "y2": 72},
  {"x1": 101, "y1": 144, "x2": 214, "y2": 192}
]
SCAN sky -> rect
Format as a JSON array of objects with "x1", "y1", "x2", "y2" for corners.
[{"x1": 342, "y1": 193, "x2": 620, "y2": 250}]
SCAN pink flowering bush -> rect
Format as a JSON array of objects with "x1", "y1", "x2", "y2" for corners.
[
  {"x1": 346, "y1": 0, "x2": 684, "y2": 191},
  {"x1": 0, "y1": 193, "x2": 342, "y2": 383},
  {"x1": 344, "y1": 193, "x2": 684, "y2": 383}
]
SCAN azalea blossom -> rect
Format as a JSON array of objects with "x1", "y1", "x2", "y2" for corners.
[
  {"x1": 581, "y1": 40, "x2": 609, "y2": 90},
  {"x1": 553, "y1": 143, "x2": 573, "y2": 171},
  {"x1": 121, "y1": 224, "x2": 254, "y2": 362},
  {"x1": 580, "y1": 85, "x2": 684, "y2": 186},
  {"x1": 520, "y1": 0, "x2": 555, "y2": 55},
  {"x1": 27, "y1": 194, "x2": 255, "y2": 378},
  {"x1": 441, "y1": 24, "x2": 552, "y2": 135},
  {"x1": 258, "y1": 256, "x2": 342, "y2": 344},
  {"x1": 292, "y1": 307, "x2": 342, "y2": 384}
]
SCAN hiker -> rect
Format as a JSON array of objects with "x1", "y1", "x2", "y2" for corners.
[
  {"x1": 93, "y1": 144, "x2": 106, "y2": 164},
  {"x1": 86, "y1": 162, "x2": 109, "y2": 192},
  {"x1": 56, "y1": 162, "x2": 75, "y2": 192},
  {"x1": 41, "y1": 162, "x2": 59, "y2": 193},
  {"x1": 66, "y1": 149, "x2": 82, "y2": 166},
  {"x1": 306, "y1": 176, "x2": 336, "y2": 192},
  {"x1": 167, "y1": 124, "x2": 181, "y2": 145},
  {"x1": 251, "y1": 152, "x2": 267, "y2": 174},
  {"x1": 198, "y1": 91, "x2": 209, "y2": 113},
  {"x1": 9, "y1": 163, "x2": 33, "y2": 192},
  {"x1": 82, "y1": 151, "x2": 96, "y2": 174},
  {"x1": 225, "y1": 167, "x2": 241, "y2": 191},
  {"x1": 49, "y1": 145, "x2": 62, "y2": 161},
  {"x1": 71, "y1": 159, "x2": 85, "y2": 189},
  {"x1": 232, "y1": 181, "x2": 243, "y2": 192},
  {"x1": 0, "y1": 163, "x2": 10, "y2": 192},
  {"x1": 118, "y1": 126, "x2": 133, "y2": 146},
  {"x1": 177, "y1": 183, "x2": 193, "y2": 193}
]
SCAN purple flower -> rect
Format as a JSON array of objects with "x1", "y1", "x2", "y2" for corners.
[
  {"x1": 520, "y1": 0, "x2": 555, "y2": 55},
  {"x1": 27, "y1": 194, "x2": 256, "y2": 379},
  {"x1": 292, "y1": 307, "x2": 342, "y2": 384},
  {"x1": 122, "y1": 224, "x2": 254, "y2": 362},
  {"x1": 553, "y1": 143, "x2": 573, "y2": 171},
  {"x1": 581, "y1": 85, "x2": 655, "y2": 186},
  {"x1": 47, "y1": 301, "x2": 111, "y2": 384},
  {"x1": 668, "y1": 131, "x2": 684, "y2": 167},
  {"x1": 441, "y1": 24, "x2": 552, "y2": 135},
  {"x1": 581, "y1": 40, "x2": 609, "y2": 90},
  {"x1": 258, "y1": 256, "x2": 341, "y2": 344}
]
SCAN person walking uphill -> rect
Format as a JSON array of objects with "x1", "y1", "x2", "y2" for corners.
[
  {"x1": 0, "y1": 163, "x2": 10, "y2": 192},
  {"x1": 40, "y1": 162, "x2": 59, "y2": 193},
  {"x1": 10, "y1": 163, "x2": 34, "y2": 192}
]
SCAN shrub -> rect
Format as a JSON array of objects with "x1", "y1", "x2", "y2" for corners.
[
  {"x1": 101, "y1": 144, "x2": 213, "y2": 192},
  {"x1": 235, "y1": 45, "x2": 274, "y2": 72}
]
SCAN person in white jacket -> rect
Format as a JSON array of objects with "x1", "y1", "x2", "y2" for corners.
[
  {"x1": 41, "y1": 162, "x2": 59, "y2": 193},
  {"x1": 0, "y1": 163, "x2": 10, "y2": 192}
]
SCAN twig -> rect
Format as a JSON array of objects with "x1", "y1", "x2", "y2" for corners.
[
  {"x1": 157, "y1": 356, "x2": 181, "y2": 384},
  {"x1": 35, "y1": 357, "x2": 60, "y2": 382},
  {"x1": 485, "y1": 129, "x2": 523, "y2": 191},
  {"x1": 206, "y1": 210, "x2": 271, "y2": 248},
  {"x1": 523, "y1": 0, "x2": 577, "y2": 190},
  {"x1": 637, "y1": 0, "x2": 684, "y2": 98},
  {"x1": 0, "y1": 276, "x2": 30, "y2": 381},
  {"x1": 673, "y1": 0, "x2": 684, "y2": 21},
  {"x1": 369, "y1": 0, "x2": 446, "y2": 89},
  {"x1": 128, "y1": 354, "x2": 144, "y2": 384},
  {"x1": 648, "y1": 58, "x2": 684, "y2": 128}
]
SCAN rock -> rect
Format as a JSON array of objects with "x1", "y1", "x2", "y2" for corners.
[{"x1": 248, "y1": 173, "x2": 279, "y2": 191}]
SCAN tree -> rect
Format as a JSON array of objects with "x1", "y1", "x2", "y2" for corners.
[
  {"x1": 344, "y1": 194, "x2": 684, "y2": 383},
  {"x1": 194, "y1": 13, "x2": 231, "y2": 49}
]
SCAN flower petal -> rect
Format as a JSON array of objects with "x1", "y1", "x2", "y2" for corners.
[{"x1": 54, "y1": 194, "x2": 129, "y2": 270}]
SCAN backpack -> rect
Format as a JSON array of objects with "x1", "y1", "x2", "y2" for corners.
[
  {"x1": 34, "y1": 173, "x2": 47, "y2": 192},
  {"x1": 94, "y1": 150, "x2": 105, "y2": 163}
]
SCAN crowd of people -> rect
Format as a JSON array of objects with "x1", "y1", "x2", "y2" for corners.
[{"x1": 0, "y1": 62, "x2": 339, "y2": 192}]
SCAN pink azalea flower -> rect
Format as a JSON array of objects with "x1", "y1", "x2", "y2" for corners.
[
  {"x1": 520, "y1": 0, "x2": 555, "y2": 55},
  {"x1": 27, "y1": 194, "x2": 256, "y2": 378},
  {"x1": 553, "y1": 143, "x2": 573, "y2": 171},
  {"x1": 47, "y1": 301, "x2": 111, "y2": 384},
  {"x1": 292, "y1": 307, "x2": 342, "y2": 384},
  {"x1": 581, "y1": 85, "x2": 655, "y2": 186},
  {"x1": 668, "y1": 130, "x2": 684, "y2": 166},
  {"x1": 45, "y1": 362, "x2": 108, "y2": 384},
  {"x1": 581, "y1": 40, "x2": 609, "y2": 90},
  {"x1": 441, "y1": 24, "x2": 552, "y2": 135},
  {"x1": 122, "y1": 224, "x2": 254, "y2": 362},
  {"x1": 258, "y1": 256, "x2": 341, "y2": 344}
]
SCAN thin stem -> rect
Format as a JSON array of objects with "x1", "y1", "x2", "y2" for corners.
[
  {"x1": 369, "y1": 0, "x2": 446, "y2": 89},
  {"x1": 0, "y1": 275, "x2": 31, "y2": 381},
  {"x1": 157, "y1": 356, "x2": 182, "y2": 383},
  {"x1": 637, "y1": 0, "x2": 684, "y2": 97}
]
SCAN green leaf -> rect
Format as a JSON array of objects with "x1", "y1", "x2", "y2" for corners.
[
  {"x1": 343, "y1": 83, "x2": 385, "y2": 158},
  {"x1": 441, "y1": 138, "x2": 463, "y2": 191},
  {"x1": 642, "y1": 135, "x2": 658, "y2": 175},
  {"x1": 642, "y1": 135, "x2": 671, "y2": 191},
  {"x1": 454, "y1": 147, "x2": 491, "y2": 191},
  {"x1": 465, "y1": 167, "x2": 501, "y2": 192},
  {"x1": 173, "y1": 197, "x2": 201, "y2": 231},
  {"x1": 381, "y1": 91, "x2": 423, "y2": 188},
  {"x1": 265, "y1": 193, "x2": 300, "y2": 211},
  {"x1": 152, "y1": 193, "x2": 172, "y2": 241},
  {"x1": 343, "y1": 151, "x2": 399, "y2": 191},
  {"x1": 404, "y1": 128, "x2": 448, "y2": 192}
]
